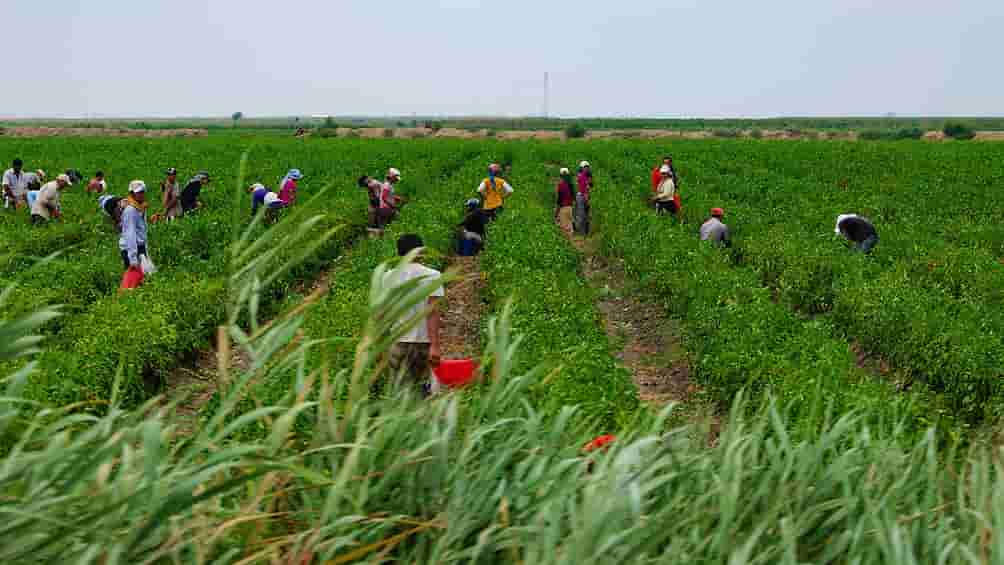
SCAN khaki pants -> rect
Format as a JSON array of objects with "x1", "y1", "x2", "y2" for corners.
[
  {"x1": 382, "y1": 342, "x2": 435, "y2": 395},
  {"x1": 557, "y1": 206, "x2": 573, "y2": 234}
]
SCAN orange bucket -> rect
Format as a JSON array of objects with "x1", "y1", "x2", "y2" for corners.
[{"x1": 433, "y1": 358, "x2": 477, "y2": 388}]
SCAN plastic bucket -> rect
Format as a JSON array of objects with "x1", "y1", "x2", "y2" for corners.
[{"x1": 433, "y1": 358, "x2": 477, "y2": 388}]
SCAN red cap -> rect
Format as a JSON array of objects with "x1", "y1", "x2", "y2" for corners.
[
  {"x1": 711, "y1": 207, "x2": 724, "y2": 217},
  {"x1": 582, "y1": 434, "x2": 616, "y2": 453}
]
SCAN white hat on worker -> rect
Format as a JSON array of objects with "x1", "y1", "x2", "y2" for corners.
[
  {"x1": 56, "y1": 173, "x2": 73, "y2": 185},
  {"x1": 36, "y1": 169, "x2": 46, "y2": 179},
  {"x1": 659, "y1": 164, "x2": 671, "y2": 174},
  {"x1": 128, "y1": 180, "x2": 147, "y2": 193},
  {"x1": 579, "y1": 160, "x2": 590, "y2": 168},
  {"x1": 559, "y1": 167, "x2": 570, "y2": 175},
  {"x1": 251, "y1": 182, "x2": 265, "y2": 191},
  {"x1": 388, "y1": 167, "x2": 401, "y2": 179}
]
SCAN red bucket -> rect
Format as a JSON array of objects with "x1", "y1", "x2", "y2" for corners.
[{"x1": 433, "y1": 358, "x2": 477, "y2": 388}]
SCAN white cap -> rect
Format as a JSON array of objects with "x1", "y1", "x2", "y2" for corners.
[
  {"x1": 251, "y1": 182, "x2": 265, "y2": 191},
  {"x1": 834, "y1": 214, "x2": 856, "y2": 234},
  {"x1": 56, "y1": 173, "x2": 73, "y2": 185},
  {"x1": 263, "y1": 192, "x2": 281, "y2": 205},
  {"x1": 36, "y1": 169, "x2": 46, "y2": 179},
  {"x1": 659, "y1": 164, "x2": 671, "y2": 174},
  {"x1": 388, "y1": 167, "x2": 401, "y2": 179},
  {"x1": 128, "y1": 180, "x2": 146, "y2": 193},
  {"x1": 559, "y1": 167, "x2": 570, "y2": 175},
  {"x1": 579, "y1": 160, "x2": 590, "y2": 168}
]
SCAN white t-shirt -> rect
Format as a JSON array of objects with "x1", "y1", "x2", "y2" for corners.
[{"x1": 382, "y1": 262, "x2": 445, "y2": 343}]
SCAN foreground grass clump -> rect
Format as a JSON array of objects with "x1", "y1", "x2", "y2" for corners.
[{"x1": 4, "y1": 234, "x2": 1004, "y2": 563}]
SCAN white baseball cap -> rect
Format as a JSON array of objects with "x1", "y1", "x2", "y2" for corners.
[
  {"x1": 579, "y1": 160, "x2": 590, "y2": 168},
  {"x1": 388, "y1": 167, "x2": 401, "y2": 178},
  {"x1": 56, "y1": 173, "x2": 73, "y2": 185},
  {"x1": 659, "y1": 164, "x2": 671, "y2": 174},
  {"x1": 251, "y1": 182, "x2": 265, "y2": 191},
  {"x1": 559, "y1": 167, "x2": 570, "y2": 175},
  {"x1": 128, "y1": 180, "x2": 146, "y2": 193}
]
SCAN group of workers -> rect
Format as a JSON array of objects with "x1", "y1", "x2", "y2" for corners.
[{"x1": 555, "y1": 161, "x2": 593, "y2": 235}]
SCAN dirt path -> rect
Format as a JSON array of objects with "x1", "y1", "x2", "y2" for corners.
[
  {"x1": 569, "y1": 236, "x2": 694, "y2": 407},
  {"x1": 439, "y1": 256, "x2": 483, "y2": 359}
]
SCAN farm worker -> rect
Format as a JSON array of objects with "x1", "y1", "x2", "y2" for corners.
[
  {"x1": 278, "y1": 169, "x2": 303, "y2": 206},
  {"x1": 249, "y1": 183, "x2": 286, "y2": 217},
  {"x1": 120, "y1": 181, "x2": 149, "y2": 273},
  {"x1": 23, "y1": 169, "x2": 46, "y2": 209},
  {"x1": 161, "y1": 168, "x2": 182, "y2": 220},
  {"x1": 381, "y1": 233, "x2": 444, "y2": 396},
  {"x1": 2, "y1": 158, "x2": 28, "y2": 210},
  {"x1": 575, "y1": 160, "x2": 592, "y2": 235},
  {"x1": 555, "y1": 167, "x2": 575, "y2": 235},
  {"x1": 30, "y1": 174, "x2": 73, "y2": 225},
  {"x1": 457, "y1": 198, "x2": 487, "y2": 255},
  {"x1": 98, "y1": 194, "x2": 126, "y2": 229},
  {"x1": 651, "y1": 165, "x2": 679, "y2": 217},
  {"x1": 477, "y1": 163, "x2": 513, "y2": 221},
  {"x1": 835, "y1": 214, "x2": 878, "y2": 254},
  {"x1": 650, "y1": 156, "x2": 681, "y2": 212},
  {"x1": 180, "y1": 171, "x2": 210, "y2": 215},
  {"x1": 358, "y1": 175, "x2": 383, "y2": 228},
  {"x1": 86, "y1": 171, "x2": 107, "y2": 193},
  {"x1": 700, "y1": 208, "x2": 731, "y2": 247},
  {"x1": 376, "y1": 168, "x2": 403, "y2": 228},
  {"x1": 64, "y1": 169, "x2": 84, "y2": 186}
]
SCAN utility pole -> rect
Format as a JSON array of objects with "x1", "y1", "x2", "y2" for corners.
[{"x1": 543, "y1": 72, "x2": 549, "y2": 119}]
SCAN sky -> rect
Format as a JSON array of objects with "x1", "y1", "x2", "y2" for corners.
[{"x1": 6, "y1": 0, "x2": 1003, "y2": 118}]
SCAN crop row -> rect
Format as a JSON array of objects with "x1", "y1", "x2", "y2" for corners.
[
  {"x1": 610, "y1": 139, "x2": 1004, "y2": 425},
  {"x1": 578, "y1": 141, "x2": 947, "y2": 440},
  {"x1": 1, "y1": 138, "x2": 482, "y2": 409}
]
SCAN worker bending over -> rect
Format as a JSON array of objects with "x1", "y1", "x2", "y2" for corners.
[{"x1": 835, "y1": 214, "x2": 878, "y2": 254}]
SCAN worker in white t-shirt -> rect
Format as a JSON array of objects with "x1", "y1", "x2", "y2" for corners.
[{"x1": 380, "y1": 234, "x2": 444, "y2": 396}]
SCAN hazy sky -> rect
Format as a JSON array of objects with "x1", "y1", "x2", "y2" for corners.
[{"x1": 7, "y1": 0, "x2": 1002, "y2": 118}]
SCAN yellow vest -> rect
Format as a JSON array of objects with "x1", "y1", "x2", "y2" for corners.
[{"x1": 481, "y1": 178, "x2": 507, "y2": 210}]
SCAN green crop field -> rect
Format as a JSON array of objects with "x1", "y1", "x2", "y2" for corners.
[{"x1": 4, "y1": 135, "x2": 1004, "y2": 562}]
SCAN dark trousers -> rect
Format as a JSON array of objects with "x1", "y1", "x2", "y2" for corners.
[
  {"x1": 855, "y1": 235, "x2": 879, "y2": 254},
  {"x1": 655, "y1": 200, "x2": 678, "y2": 215},
  {"x1": 121, "y1": 244, "x2": 148, "y2": 269}
]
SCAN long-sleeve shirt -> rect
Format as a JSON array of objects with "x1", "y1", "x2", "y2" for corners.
[
  {"x1": 556, "y1": 179, "x2": 575, "y2": 207},
  {"x1": 577, "y1": 171, "x2": 592, "y2": 200},
  {"x1": 2, "y1": 168, "x2": 27, "y2": 199},
  {"x1": 278, "y1": 178, "x2": 297, "y2": 206},
  {"x1": 837, "y1": 216, "x2": 877, "y2": 243},
  {"x1": 653, "y1": 177, "x2": 676, "y2": 202},
  {"x1": 119, "y1": 205, "x2": 148, "y2": 266}
]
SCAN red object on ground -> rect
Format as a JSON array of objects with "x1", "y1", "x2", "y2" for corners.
[
  {"x1": 583, "y1": 434, "x2": 616, "y2": 453},
  {"x1": 433, "y1": 358, "x2": 477, "y2": 388},
  {"x1": 120, "y1": 267, "x2": 144, "y2": 290}
]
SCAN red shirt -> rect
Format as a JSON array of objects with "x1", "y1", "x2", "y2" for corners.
[
  {"x1": 278, "y1": 178, "x2": 297, "y2": 205},
  {"x1": 556, "y1": 179, "x2": 575, "y2": 207},
  {"x1": 577, "y1": 171, "x2": 592, "y2": 200}
]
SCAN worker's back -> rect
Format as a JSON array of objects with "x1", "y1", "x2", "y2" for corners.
[{"x1": 700, "y1": 217, "x2": 730, "y2": 243}]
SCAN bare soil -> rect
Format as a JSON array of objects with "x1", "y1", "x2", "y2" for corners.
[
  {"x1": 570, "y1": 236, "x2": 695, "y2": 407},
  {"x1": 439, "y1": 255, "x2": 483, "y2": 359},
  {"x1": 1, "y1": 126, "x2": 207, "y2": 138}
]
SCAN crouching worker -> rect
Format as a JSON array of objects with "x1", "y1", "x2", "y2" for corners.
[
  {"x1": 378, "y1": 234, "x2": 444, "y2": 397},
  {"x1": 98, "y1": 194, "x2": 125, "y2": 229},
  {"x1": 651, "y1": 165, "x2": 679, "y2": 218},
  {"x1": 30, "y1": 173, "x2": 73, "y2": 225},
  {"x1": 358, "y1": 175, "x2": 383, "y2": 228},
  {"x1": 119, "y1": 181, "x2": 149, "y2": 289},
  {"x1": 249, "y1": 183, "x2": 285, "y2": 220},
  {"x1": 835, "y1": 213, "x2": 878, "y2": 254},
  {"x1": 457, "y1": 199, "x2": 487, "y2": 255},
  {"x1": 700, "y1": 207, "x2": 731, "y2": 247}
]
